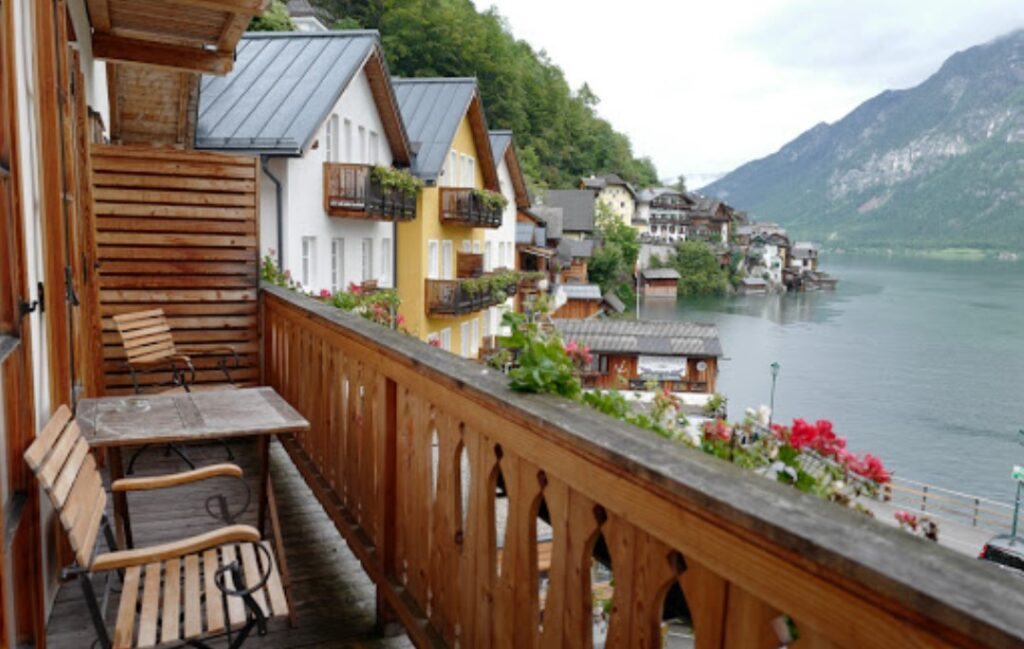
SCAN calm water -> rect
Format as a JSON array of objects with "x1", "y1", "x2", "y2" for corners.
[{"x1": 640, "y1": 255, "x2": 1024, "y2": 502}]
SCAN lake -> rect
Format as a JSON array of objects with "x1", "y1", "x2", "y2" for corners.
[{"x1": 640, "y1": 254, "x2": 1024, "y2": 502}]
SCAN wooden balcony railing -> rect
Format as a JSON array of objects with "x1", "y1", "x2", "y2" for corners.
[
  {"x1": 424, "y1": 278, "x2": 513, "y2": 317},
  {"x1": 261, "y1": 284, "x2": 1024, "y2": 649},
  {"x1": 323, "y1": 163, "x2": 417, "y2": 221},
  {"x1": 439, "y1": 187, "x2": 502, "y2": 228}
]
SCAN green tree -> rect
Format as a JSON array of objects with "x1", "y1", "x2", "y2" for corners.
[
  {"x1": 588, "y1": 203, "x2": 640, "y2": 303},
  {"x1": 663, "y1": 241, "x2": 731, "y2": 297},
  {"x1": 670, "y1": 174, "x2": 687, "y2": 193},
  {"x1": 310, "y1": 0, "x2": 658, "y2": 189},
  {"x1": 248, "y1": 0, "x2": 295, "y2": 31}
]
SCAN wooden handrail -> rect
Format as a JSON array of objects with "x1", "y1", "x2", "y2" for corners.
[{"x1": 260, "y1": 283, "x2": 1024, "y2": 648}]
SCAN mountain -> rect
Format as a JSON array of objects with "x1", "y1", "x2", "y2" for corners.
[{"x1": 703, "y1": 30, "x2": 1024, "y2": 250}]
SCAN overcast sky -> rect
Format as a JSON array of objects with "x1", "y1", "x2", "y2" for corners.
[{"x1": 481, "y1": 0, "x2": 1024, "y2": 188}]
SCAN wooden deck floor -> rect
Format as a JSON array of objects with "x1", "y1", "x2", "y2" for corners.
[{"x1": 46, "y1": 439, "x2": 412, "y2": 649}]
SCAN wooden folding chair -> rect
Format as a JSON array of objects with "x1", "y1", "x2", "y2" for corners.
[
  {"x1": 113, "y1": 308, "x2": 239, "y2": 472},
  {"x1": 112, "y1": 309, "x2": 241, "y2": 394},
  {"x1": 25, "y1": 406, "x2": 288, "y2": 649}
]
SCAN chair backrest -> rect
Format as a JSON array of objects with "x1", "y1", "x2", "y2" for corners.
[
  {"x1": 24, "y1": 405, "x2": 107, "y2": 568},
  {"x1": 113, "y1": 308, "x2": 177, "y2": 366}
]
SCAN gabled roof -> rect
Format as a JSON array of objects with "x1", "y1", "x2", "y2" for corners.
[
  {"x1": 531, "y1": 206, "x2": 563, "y2": 239},
  {"x1": 559, "y1": 284, "x2": 603, "y2": 301},
  {"x1": 393, "y1": 78, "x2": 499, "y2": 189},
  {"x1": 545, "y1": 189, "x2": 595, "y2": 233},
  {"x1": 641, "y1": 268, "x2": 681, "y2": 280},
  {"x1": 636, "y1": 187, "x2": 693, "y2": 205},
  {"x1": 602, "y1": 291, "x2": 626, "y2": 314},
  {"x1": 557, "y1": 238, "x2": 594, "y2": 261},
  {"x1": 581, "y1": 173, "x2": 636, "y2": 197},
  {"x1": 490, "y1": 130, "x2": 530, "y2": 208},
  {"x1": 553, "y1": 320, "x2": 723, "y2": 357},
  {"x1": 196, "y1": 32, "x2": 411, "y2": 162}
]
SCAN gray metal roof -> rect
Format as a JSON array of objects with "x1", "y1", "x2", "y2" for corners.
[
  {"x1": 556, "y1": 238, "x2": 594, "y2": 260},
  {"x1": 197, "y1": 32, "x2": 384, "y2": 155},
  {"x1": 641, "y1": 268, "x2": 681, "y2": 280},
  {"x1": 489, "y1": 130, "x2": 512, "y2": 168},
  {"x1": 531, "y1": 206, "x2": 563, "y2": 239},
  {"x1": 544, "y1": 189, "x2": 595, "y2": 233},
  {"x1": 393, "y1": 78, "x2": 477, "y2": 182},
  {"x1": 553, "y1": 320, "x2": 722, "y2": 357},
  {"x1": 792, "y1": 242, "x2": 819, "y2": 258},
  {"x1": 602, "y1": 291, "x2": 626, "y2": 313},
  {"x1": 559, "y1": 284, "x2": 603, "y2": 300},
  {"x1": 581, "y1": 173, "x2": 636, "y2": 197}
]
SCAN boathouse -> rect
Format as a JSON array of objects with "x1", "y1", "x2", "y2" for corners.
[{"x1": 640, "y1": 267, "x2": 681, "y2": 298}]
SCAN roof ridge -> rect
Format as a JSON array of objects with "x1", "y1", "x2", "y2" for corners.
[
  {"x1": 243, "y1": 30, "x2": 381, "y2": 38},
  {"x1": 392, "y1": 77, "x2": 478, "y2": 84}
]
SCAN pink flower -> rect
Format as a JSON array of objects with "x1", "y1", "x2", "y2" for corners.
[
  {"x1": 348, "y1": 282, "x2": 363, "y2": 295},
  {"x1": 702, "y1": 419, "x2": 731, "y2": 442},
  {"x1": 319, "y1": 288, "x2": 332, "y2": 298},
  {"x1": 850, "y1": 454, "x2": 890, "y2": 484},
  {"x1": 565, "y1": 340, "x2": 579, "y2": 354},
  {"x1": 396, "y1": 314, "x2": 406, "y2": 326},
  {"x1": 283, "y1": 270, "x2": 292, "y2": 279},
  {"x1": 428, "y1": 337, "x2": 442, "y2": 348},
  {"x1": 894, "y1": 510, "x2": 918, "y2": 530}
]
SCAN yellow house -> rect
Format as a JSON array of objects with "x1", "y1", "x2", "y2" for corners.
[
  {"x1": 581, "y1": 173, "x2": 637, "y2": 226},
  {"x1": 393, "y1": 78, "x2": 506, "y2": 357}
]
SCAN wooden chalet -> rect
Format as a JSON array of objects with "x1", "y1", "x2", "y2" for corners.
[
  {"x1": 0, "y1": 2, "x2": 1020, "y2": 649},
  {"x1": 640, "y1": 267, "x2": 681, "y2": 298},
  {"x1": 553, "y1": 320, "x2": 721, "y2": 393}
]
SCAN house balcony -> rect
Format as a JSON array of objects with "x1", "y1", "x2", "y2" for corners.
[
  {"x1": 424, "y1": 276, "x2": 516, "y2": 317},
  {"x1": 30, "y1": 283, "x2": 1024, "y2": 648},
  {"x1": 439, "y1": 187, "x2": 502, "y2": 228},
  {"x1": 323, "y1": 162, "x2": 417, "y2": 221}
]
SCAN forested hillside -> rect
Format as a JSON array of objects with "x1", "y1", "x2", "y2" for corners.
[
  {"x1": 260, "y1": 0, "x2": 657, "y2": 188},
  {"x1": 703, "y1": 30, "x2": 1024, "y2": 250}
]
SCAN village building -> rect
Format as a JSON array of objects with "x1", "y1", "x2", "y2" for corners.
[
  {"x1": 555, "y1": 238, "x2": 593, "y2": 284},
  {"x1": 543, "y1": 189, "x2": 596, "y2": 240},
  {"x1": 551, "y1": 284, "x2": 605, "y2": 319},
  {"x1": 739, "y1": 276, "x2": 769, "y2": 294},
  {"x1": 687, "y1": 195, "x2": 734, "y2": 243},
  {"x1": 391, "y1": 77, "x2": 506, "y2": 357},
  {"x1": 580, "y1": 173, "x2": 637, "y2": 225},
  {"x1": 790, "y1": 241, "x2": 820, "y2": 271},
  {"x1": 640, "y1": 267, "x2": 681, "y2": 298},
  {"x1": 553, "y1": 320, "x2": 722, "y2": 394},
  {"x1": 636, "y1": 187, "x2": 694, "y2": 242},
  {"x1": 196, "y1": 31, "x2": 413, "y2": 293}
]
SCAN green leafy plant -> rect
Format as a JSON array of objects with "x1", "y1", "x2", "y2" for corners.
[
  {"x1": 370, "y1": 165, "x2": 423, "y2": 197},
  {"x1": 498, "y1": 311, "x2": 580, "y2": 399},
  {"x1": 703, "y1": 393, "x2": 726, "y2": 415},
  {"x1": 472, "y1": 188, "x2": 508, "y2": 211},
  {"x1": 260, "y1": 252, "x2": 299, "y2": 290}
]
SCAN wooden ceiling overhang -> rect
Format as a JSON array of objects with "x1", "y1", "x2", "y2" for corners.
[{"x1": 86, "y1": 0, "x2": 270, "y2": 75}]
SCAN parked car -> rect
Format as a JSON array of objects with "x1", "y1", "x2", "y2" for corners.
[{"x1": 979, "y1": 534, "x2": 1024, "y2": 574}]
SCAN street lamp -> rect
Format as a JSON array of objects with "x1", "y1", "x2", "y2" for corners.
[{"x1": 768, "y1": 362, "x2": 780, "y2": 428}]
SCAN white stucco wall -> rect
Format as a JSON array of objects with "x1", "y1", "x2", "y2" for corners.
[
  {"x1": 482, "y1": 153, "x2": 517, "y2": 336},
  {"x1": 266, "y1": 66, "x2": 396, "y2": 293}
]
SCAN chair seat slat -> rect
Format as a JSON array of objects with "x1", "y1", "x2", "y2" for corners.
[
  {"x1": 262, "y1": 542, "x2": 289, "y2": 618},
  {"x1": 203, "y1": 549, "x2": 225, "y2": 633},
  {"x1": 52, "y1": 437, "x2": 89, "y2": 507},
  {"x1": 114, "y1": 566, "x2": 142, "y2": 649},
  {"x1": 222, "y1": 545, "x2": 247, "y2": 629},
  {"x1": 183, "y1": 554, "x2": 201, "y2": 639},
  {"x1": 136, "y1": 562, "x2": 162, "y2": 648},
  {"x1": 161, "y1": 558, "x2": 182, "y2": 645},
  {"x1": 24, "y1": 404, "x2": 72, "y2": 471},
  {"x1": 239, "y1": 542, "x2": 269, "y2": 617}
]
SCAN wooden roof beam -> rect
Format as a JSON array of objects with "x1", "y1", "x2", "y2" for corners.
[
  {"x1": 92, "y1": 33, "x2": 233, "y2": 75},
  {"x1": 170, "y1": 0, "x2": 269, "y2": 13},
  {"x1": 86, "y1": 0, "x2": 112, "y2": 32}
]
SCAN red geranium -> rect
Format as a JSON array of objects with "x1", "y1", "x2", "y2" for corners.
[
  {"x1": 702, "y1": 418, "x2": 731, "y2": 442},
  {"x1": 849, "y1": 453, "x2": 890, "y2": 484}
]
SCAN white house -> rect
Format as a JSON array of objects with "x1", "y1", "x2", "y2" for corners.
[
  {"x1": 483, "y1": 131, "x2": 531, "y2": 336},
  {"x1": 635, "y1": 187, "x2": 694, "y2": 242},
  {"x1": 196, "y1": 31, "x2": 413, "y2": 293}
]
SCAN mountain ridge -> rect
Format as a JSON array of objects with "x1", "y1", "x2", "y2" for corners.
[{"x1": 703, "y1": 29, "x2": 1024, "y2": 250}]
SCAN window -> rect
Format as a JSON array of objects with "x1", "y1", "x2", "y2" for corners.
[
  {"x1": 461, "y1": 154, "x2": 475, "y2": 187},
  {"x1": 441, "y1": 240, "x2": 453, "y2": 279},
  {"x1": 473, "y1": 240, "x2": 482, "y2": 254},
  {"x1": 325, "y1": 114, "x2": 339, "y2": 162},
  {"x1": 460, "y1": 321, "x2": 470, "y2": 357},
  {"x1": 427, "y1": 240, "x2": 439, "y2": 279},
  {"x1": 462, "y1": 240, "x2": 472, "y2": 253},
  {"x1": 369, "y1": 130, "x2": 380, "y2": 165},
  {"x1": 344, "y1": 119, "x2": 352, "y2": 161},
  {"x1": 301, "y1": 236, "x2": 316, "y2": 288},
  {"x1": 484, "y1": 241, "x2": 493, "y2": 271},
  {"x1": 331, "y1": 238, "x2": 345, "y2": 292},
  {"x1": 358, "y1": 126, "x2": 367, "y2": 164},
  {"x1": 440, "y1": 328, "x2": 451, "y2": 352},
  {"x1": 482, "y1": 309, "x2": 491, "y2": 339},
  {"x1": 380, "y1": 238, "x2": 391, "y2": 286},
  {"x1": 471, "y1": 319, "x2": 479, "y2": 358},
  {"x1": 361, "y1": 237, "x2": 374, "y2": 281},
  {"x1": 448, "y1": 151, "x2": 459, "y2": 187}
]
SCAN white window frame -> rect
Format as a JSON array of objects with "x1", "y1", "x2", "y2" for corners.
[
  {"x1": 460, "y1": 321, "x2": 471, "y2": 357},
  {"x1": 380, "y1": 237, "x2": 392, "y2": 286},
  {"x1": 471, "y1": 318, "x2": 479, "y2": 358},
  {"x1": 369, "y1": 130, "x2": 380, "y2": 165},
  {"x1": 331, "y1": 237, "x2": 345, "y2": 292},
  {"x1": 472, "y1": 240, "x2": 482, "y2": 254},
  {"x1": 441, "y1": 240, "x2": 453, "y2": 280},
  {"x1": 301, "y1": 236, "x2": 316, "y2": 288},
  {"x1": 484, "y1": 241, "x2": 493, "y2": 271},
  {"x1": 358, "y1": 125, "x2": 367, "y2": 164},
  {"x1": 361, "y1": 237, "x2": 374, "y2": 281},
  {"x1": 427, "y1": 240, "x2": 440, "y2": 279},
  {"x1": 343, "y1": 118, "x2": 352, "y2": 161},
  {"x1": 440, "y1": 328, "x2": 451, "y2": 352},
  {"x1": 325, "y1": 114, "x2": 339, "y2": 163},
  {"x1": 462, "y1": 240, "x2": 472, "y2": 253}
]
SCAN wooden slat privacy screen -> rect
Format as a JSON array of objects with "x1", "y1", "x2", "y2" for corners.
[{"x1": 91, "y1": 145, "x2": 259, "y2": 394}]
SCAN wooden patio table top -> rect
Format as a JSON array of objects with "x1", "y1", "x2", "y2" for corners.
[{"x1": 76, "y1": 387, "x2": 309, "y2": 447}]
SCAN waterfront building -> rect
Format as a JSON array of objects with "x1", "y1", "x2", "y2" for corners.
[
  {"x1": 791, "y1": 241, "x2": 820, "y2": 271},
  {"x1": 392, "y1": 77, "x2": 505, "y2": 357},
  {"x1": 196, "y1": 31, "x2": 413, "y2": 293},
  {"x1": 580, "y1": 173, "x2": 637, "y2": 226},
  {"x1": 552, "y1": 319, "x2": 722, "y2": 394},
  {"x1": 636, "y1": 187, "x2": 694, "y2": 242},
  {"x1": 640, "y1": 267, "x2": 681, "y2": 298}
]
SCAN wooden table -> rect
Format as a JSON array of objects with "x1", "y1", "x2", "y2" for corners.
[{"x1": 76, "y1": 387, "x2": 309, "y2": 550}]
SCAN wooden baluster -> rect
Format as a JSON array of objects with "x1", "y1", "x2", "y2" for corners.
[
  {"x1": 791, "y1": 622, "x2": 845, "y2": 649},
  {"x1": 678, "y1": 559, "x2": 728, "y2": 649},
  {"x1": 722, "y1": 584, "x2": 781, "y2": 649},
  {"x1": 538, "y1": 476, "x2": 569, "y2": 649},
  {"x1": 428, "y1": 411, "x2": 460, "y2": 643},
  {"x1": 561, "y1": 491, "x2": 601, "y2": 648},
  {"x1": 603, "y1": 513, "x2": 636, "y2": 649},
  {"x1": 460, "y1": 427, "x2": 498, "y2": 647}
]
